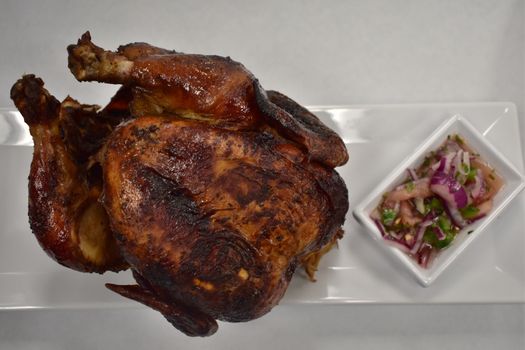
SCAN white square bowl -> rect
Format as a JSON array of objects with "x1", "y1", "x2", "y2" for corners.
[{"x1": 352, "y1": 115, "x2": 525, "y2": 287}]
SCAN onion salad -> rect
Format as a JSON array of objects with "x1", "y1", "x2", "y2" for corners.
[{"x1": 371, "y1": 134, "x2": 504, "y2": 268}]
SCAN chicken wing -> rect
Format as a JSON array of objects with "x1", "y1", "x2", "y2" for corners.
[{"x1": 67, "y1": 32, "x2": 348, "y2": 167}]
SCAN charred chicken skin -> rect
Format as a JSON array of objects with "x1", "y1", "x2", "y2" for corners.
[{"x1": 11, "y1": 32, "x2": 349, "y2": 336}]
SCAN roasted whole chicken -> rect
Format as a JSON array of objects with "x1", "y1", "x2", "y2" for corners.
[{"x1": 11, "y1": 32, "x2": 349, "y2": 336}]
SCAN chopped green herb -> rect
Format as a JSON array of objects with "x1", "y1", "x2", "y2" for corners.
[
  {"x1": 460, "y1": 205, "x2": 480, "y2": 219},
  {"x1": 454, "y1": 134, "x2": 464, "y2": 145},
  {"x1": 381, "y1": 208, "x2": 397, "y2": 226},
  {"x1": 422, "y1": 156, "x2": 431, "y2": 168},
  {"x1": 423, "y1": 227, "x2": 455, "y2": 249},
  {"x1": 462, "y1": 164, "x2": 470, "y2": 173},
  {"x1": 426, "y1": 197, "x2": 444, "y2": 213},
  {"x1": 439, "y1": 231, "x2": 455, "y2": 248},
  {"x1": 423, "y1": 228, "x2": 435, "y2": 243},
  {"x1": 437, "y1": 215, "x2": 452, "y2": 233},
  {"x1": 467, "y1": 230, "x2": 473, "y2": 235},
  {"x1": 466, "y1": 167, "x2": 477, "y2": 182},
  {"x1": 405, "y1": 181, "x2": 415, "y2": 192},
  {"x1": 489, "y1": 174, "x2": 495, "y2": 180}
]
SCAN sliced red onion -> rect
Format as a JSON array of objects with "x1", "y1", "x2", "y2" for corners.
[
  {"x1": 423, "y1": 208, "x2": 439, "y2": 222},
  {"x1": 414, "y1": 197, "x2": 426, "y2": 214},
  {"x1": 373, "y1": 219, "x2": 387, "y2": 237},
  {"x1": 451, "y1": 150, "x2": 461, "y2": 175},
  {"x1": 433, "y1": 225, "x2": 446, "y2": 241},
  {"x1": 375, "y1": 218, "x2": 407, "y2": 240},
  {"x1": 432, "y1": 152, "x2": 456, "y2": 174},
  {"x1": 442, "y1": 139, "x2": 463, "y2": 154},
  {"x1": 431, "y1": 160, "x2": 442, "y2": 171},
  {"x1": 470, "y1": 171, "x2": 484, "y2": 199},
  {"x1": 417, "y1": 243, "x2": 433, "y2": 268},
  {"x1": 444, "y1": 204, "x2": 468, "y2": 228},
  {"x1": 407, "y1": 168, "x2": 419, "y2": 181},
  {"x1": 384, "y1": 237, "x2": 412, "y2": 254},
  {"x1": 443, "y1": 152, "x2": 456, "y2": 174},
  {"x1": 446, "y1": 153, "x2": 459, "y2": 176},
  {"x1": 410, "y1": 220, "x2": 434, "y2": 254},
  {"x1": 463, "y1": 151, "x2": 470, "y2": 170},
  {"x1": 436, "y1": 156, "x2": 446, "y2": 172},
  {"x1": 430, "y1": 171, "x2": 468, "y2": 209},
  {"x1": 376, "y1": 216, "x2": 412, "y2": 248},
  {"x1": 430, "y1": 154, "x2": 451, "y2": 175},
  {"x1": 390, "y1": 231, "x2": 404, "y2": 240},
  {"x1": 393, "y1": 201, "x2": 400, "y2": 214},
  {"x1": 455, "y1": 151, "x2": 471, "y2": 178}
]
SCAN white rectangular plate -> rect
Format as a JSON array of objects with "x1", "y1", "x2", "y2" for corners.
[{"x1": 1, "y1": 102, "x2": 524, "y2": 309}]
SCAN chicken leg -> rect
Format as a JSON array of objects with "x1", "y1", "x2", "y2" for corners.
[{"x1": 10, "y1": 75, "x2": 128, "y2": 272}]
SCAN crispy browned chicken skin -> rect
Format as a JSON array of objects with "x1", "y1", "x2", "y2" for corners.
[
  {"x1": 11, "y1": 32, "x2": 349, "y2": 336},
  {"x1": 10, "y1": 75, "x2": 129, "y2": 273}
]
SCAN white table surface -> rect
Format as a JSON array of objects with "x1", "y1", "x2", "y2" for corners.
[{"x1": 1, "y1": 0, "x2": 524, "y2": 349}]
